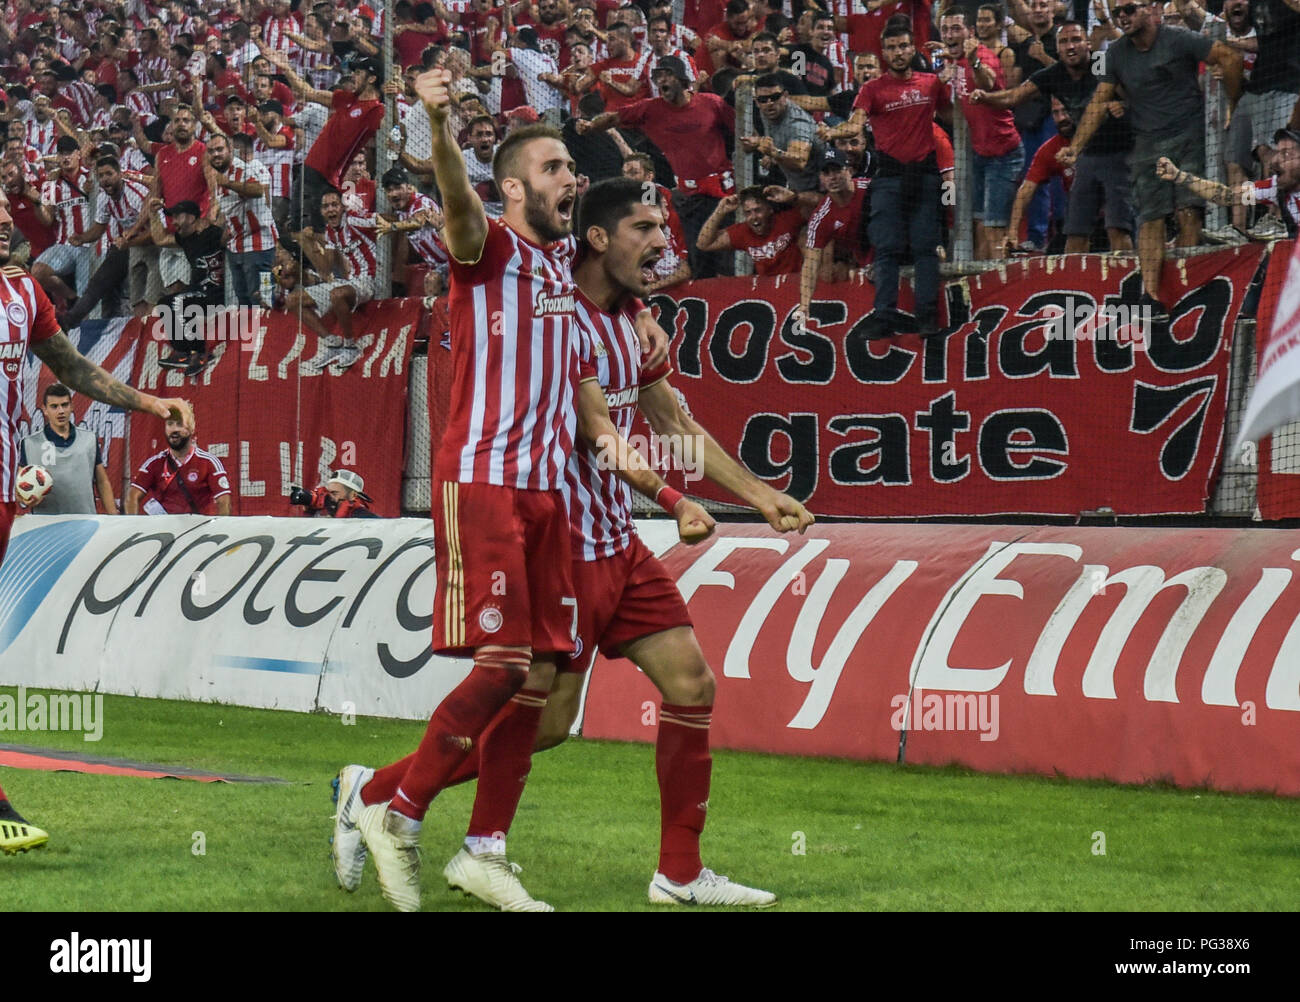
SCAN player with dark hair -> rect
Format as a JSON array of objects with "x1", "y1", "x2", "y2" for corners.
[
  {"x1": 0, "y1": 195, "x2": 192, "y2": 857},
  {"x1": 333, "y1": 177, "x2": 814, "y2": 909},
  {"x1": 333, "y1": 69, "x2": 665, "y2": 913}
]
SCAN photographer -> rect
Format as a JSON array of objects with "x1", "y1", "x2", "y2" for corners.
[{"x1": 289, "y1": 470, "x2": 379, "y2": 518}]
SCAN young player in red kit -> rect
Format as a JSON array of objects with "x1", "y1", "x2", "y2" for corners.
[
  {"x1": 332, "y1": 69, "x2": 665, "y2": 913},
  {"x1": 0, "y1": 198, "x2": 191, "y2": 856},
  {"x1": 332, "y1": 179, "x2": 815, "y2": 909}
]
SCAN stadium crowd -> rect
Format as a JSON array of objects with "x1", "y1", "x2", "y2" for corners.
[{"x1": 0, "y1": 0, "x2": 1295, "y2": 354}]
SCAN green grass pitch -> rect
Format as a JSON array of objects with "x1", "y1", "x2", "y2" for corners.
[{"x1": 2, "y1": 686, "x2": 1298, "y2": 911}]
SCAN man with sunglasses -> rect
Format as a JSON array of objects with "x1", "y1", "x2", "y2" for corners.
[
  {"x1": 740, "y1": 74, "x2": 823, "y2": 192},
  {"x1": 1058, "y1": 0, "x2": 1241, "y2": 328}
]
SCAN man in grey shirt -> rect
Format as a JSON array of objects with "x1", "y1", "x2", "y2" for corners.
[
  {"x1": 741, "y1": 73, "x2": 824, "y2": 193},
  {"x1": 1060, "y1": 3, "x2": 1241, "y2": 325},
  {"x1": 20, "y1": 384, "x2": 116, "y2": 515}
]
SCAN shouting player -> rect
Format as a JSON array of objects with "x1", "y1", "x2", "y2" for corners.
[
  {"x1": 333, "y1": 178, "x2": 815, "y2": 909},
  {"x1": 0, "y1": 196, "x2": 191, "y2": 856},
  {"x1": 340, "y1": 68, "x2": 664, "y2": 913}
]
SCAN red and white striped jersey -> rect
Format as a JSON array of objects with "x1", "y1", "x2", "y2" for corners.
[
  {"x1": 1253, "y1": 177, "x2": 1300, "y2": 233},
  {"x1": 252, "y1": 124, "x2": 295, "y2": 198},
  {"x1": 565, "y1": 291, "x2": 669, "y2": 560},
  {"x1": 61, "y1": 80, "x2": 97, "y2": 128},
  {"x1": 41, "y1": 167, "x2": 92, "y2": 244},
  {"x1": 0, "y1": 267, "x2": 60, "y2": 503},
  {"x1": 125, "y1": 90, "x2": 157, "y2": 125},
  {"x1": 89, "y1": 107, "x2": 113, "y2": 132},
  {"x1": 119, "y1": 145, "x2": 152, "y2": 174},
  {"x1": 668, "y1": 23, "x2": 698, "y2": 52},
  {"x1": 25, "y1": 117, "x2": 57, "y2": 155},
  {"x1": 325, "y1": 211, "x2": 378, "y2": 280},
  {"x1": 261, "y1": 12, "x2": 302, "y2": 53},
  {"x1": 294, "y1": 44, "x2": 336, "y2": 91},
  {"x1": 220, "y1": 157, "x2": 279, "y2": 254},
  {"x1": 436, "y1": 219, "x2": 579, "y2": 490},
  {"x1": 137, "y1": 53, "x2": 173, "y2": 107},
  {"x1": 94, "y1": 175, "x2": 151, "y2": 241},
  {"x1": 826, "y1": 39, "x2": 851, "y2": 93},
  {"x1": 400, "y1": 191, "x2": 449, "y2": 269}
]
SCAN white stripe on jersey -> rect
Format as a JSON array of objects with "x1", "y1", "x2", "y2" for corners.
[
  {"x1": 462, "y1": 282, "x2": 492, "y2": 484},
  {"x1": 487, "y1": 243, "x2": 522, "y2": 486}
]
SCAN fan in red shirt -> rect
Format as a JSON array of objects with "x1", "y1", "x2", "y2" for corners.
[
  {"x1": 259, "y1": 46, "x2": 385, "y2": 230},
  {"x1": 797, "y1": 148, "x2": 872, "y2": 323},
  {"x1": 1006, "y1": 98, "x2": 1079, "y2": 255},
  {"x1": 697, "y1": 185, "x2": 804, "y2": 276},
  {"x1": 127, "y1": 408, "x2": 232, "y2": 515},
  {"x1": 698, "y1": 0, "x2": 759, "y2": 78},
  {"x1": 578, "y1": 56, "x2": 736, "y2": 278},
  {"x1": 579, "y1": 22, "x2": 645, "y2": 112},
  {"x1": 151, "y1": 106, "x2": 217, "y2": 218},
  {"x1": 829, "y1": 23, "x2": 950, "y2": 339}
]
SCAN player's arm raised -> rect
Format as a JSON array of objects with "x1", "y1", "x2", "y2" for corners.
[
  {"x1": 30, "y1": 332, "x2": 191, "y2": 425},
  {"x1": 637, "y1": 376, "x2": 814, "y2": 533},
  {"x1": 575, "y1": 378, "x2": 714, "y2": 543},
  {"x1": 415, "y1": 68, "x2": 487, "y2": 263}
]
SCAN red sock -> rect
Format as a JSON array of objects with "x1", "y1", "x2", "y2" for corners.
[
  {"x1": 466, "y1": 687, "x2": 548, "y2": 839},
  {"x1": 389, "y1": 657, "x2": 528, "y2": 820},
  {"x1": 0, "y1": 780, "x2": 6, "y2": 800},
  {"x1": 360, "y1": 734, "x2": 483, "y2": 807},
  {"x1": 361, "y1": 754, "x2": 415, "y2": 806},
  {"x1": 656, "y1": 703, "x2": 713, "y2": 884}
]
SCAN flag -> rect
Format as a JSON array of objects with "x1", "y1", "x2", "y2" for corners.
[{"x1": 1237, "y1": 238, "x2": 1300, "y2": 449}]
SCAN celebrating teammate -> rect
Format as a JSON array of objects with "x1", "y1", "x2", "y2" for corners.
[
  {"x1": 333, "y1": 178, "x2": 815, "y2": 910},
  {"x1": 0, "y1": 197, "x2": 191, "y2": 856},
  {"x1": 337, "y1": 68, "x2": 663, "y2": 913}
]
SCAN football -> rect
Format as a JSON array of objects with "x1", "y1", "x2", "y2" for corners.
[{"x1": 16, "y1": 465, "x2": 52, "y2": 507}]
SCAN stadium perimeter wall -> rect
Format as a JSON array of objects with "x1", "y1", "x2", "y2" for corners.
[{"x1": 2, "y1": 516, "x2": 1297, "y2": 796}]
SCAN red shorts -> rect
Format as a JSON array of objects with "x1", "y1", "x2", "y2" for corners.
[
  {"x1": 432, "y1": 481, "x2": 576, "y2": 656},
  {"x1": 564, "y1": 533, "x2": 693, "y2": 674},
  {"x1": 0, "y1": 501, "x2": 13, "y2": 563}
]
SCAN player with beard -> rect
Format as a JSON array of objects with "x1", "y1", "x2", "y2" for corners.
[
  {"x1": 339, "y1": 68, "x2": 666, "y2": 913},
  {"x1": 333, "y1": 178, "x2": 814, "y2": 908},
  {"x1": 0, "y1": 196, "x2": 192, "y2": 855},
  {"x1": 126, "y1": 405, "x2": 232, "y2": 516}
]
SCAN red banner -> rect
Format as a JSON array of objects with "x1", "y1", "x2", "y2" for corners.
[
  {"x1": 581, "y1": 523, "x2": 1300, "y2": 796},
  {"x1": 1251, "y1": 240, "x2": 1300, "y2": 520},
  {"x1": 127, "y1": 299, "x2": 424, "y2": 515},
  {"x1": 639, "y1": 247, "x2": 1263, "y2": 517}
]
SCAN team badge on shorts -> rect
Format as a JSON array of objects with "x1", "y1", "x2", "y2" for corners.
[
  {"x1": 571, "y1": 636, "x2": 584, "y2": 659},
  {"x1": 478, "y1": 606, "x2": 503, "y2": 634}
]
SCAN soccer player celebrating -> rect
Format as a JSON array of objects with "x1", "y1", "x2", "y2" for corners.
[
  {"x1": 0, "y1": 198, "x2": 191, "y2": 857},
  {"x1": 343, "y1": 67, "x2": 662, "y2": 914},
  {"x1": 334, "y1": 178, "x2": 815, "y2": 909}
]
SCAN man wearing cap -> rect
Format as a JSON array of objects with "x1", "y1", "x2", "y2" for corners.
[
  {"x1": 1157, "y1": 129, "x2": 1300, "y2": 241},
  {"x1": 146, "y1": 197, "x2": 226, "y2": 376},
  {"x1": 30, "y1": 135, "x2": 95, "y2": 313},
  {"x1": 258, "y1": 38, "x2": 384, "y2": 231},
  {"x1": 294, "y1": 469, "x2": 379, "y2": 517},
  {"x1": 378, "y1": 166, "x2": 448, "y2": 295},
  {"x1": 790, "y1": 146, "x2": 872, "y2": 332},
  {"x1": 578, "y1": 54, "x2": 737, "y2": 278}
]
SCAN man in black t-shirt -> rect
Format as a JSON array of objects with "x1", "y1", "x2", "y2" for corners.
[
  {"x1": 972, "y1": 21, "x2": 1134, "y2": 252},
  {"x1": 147, "y1": 198, "x2": 227, "y2": 377},
  {"x1": 1009, "y1": 0, "x2": 1060, "y2": 249}
]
